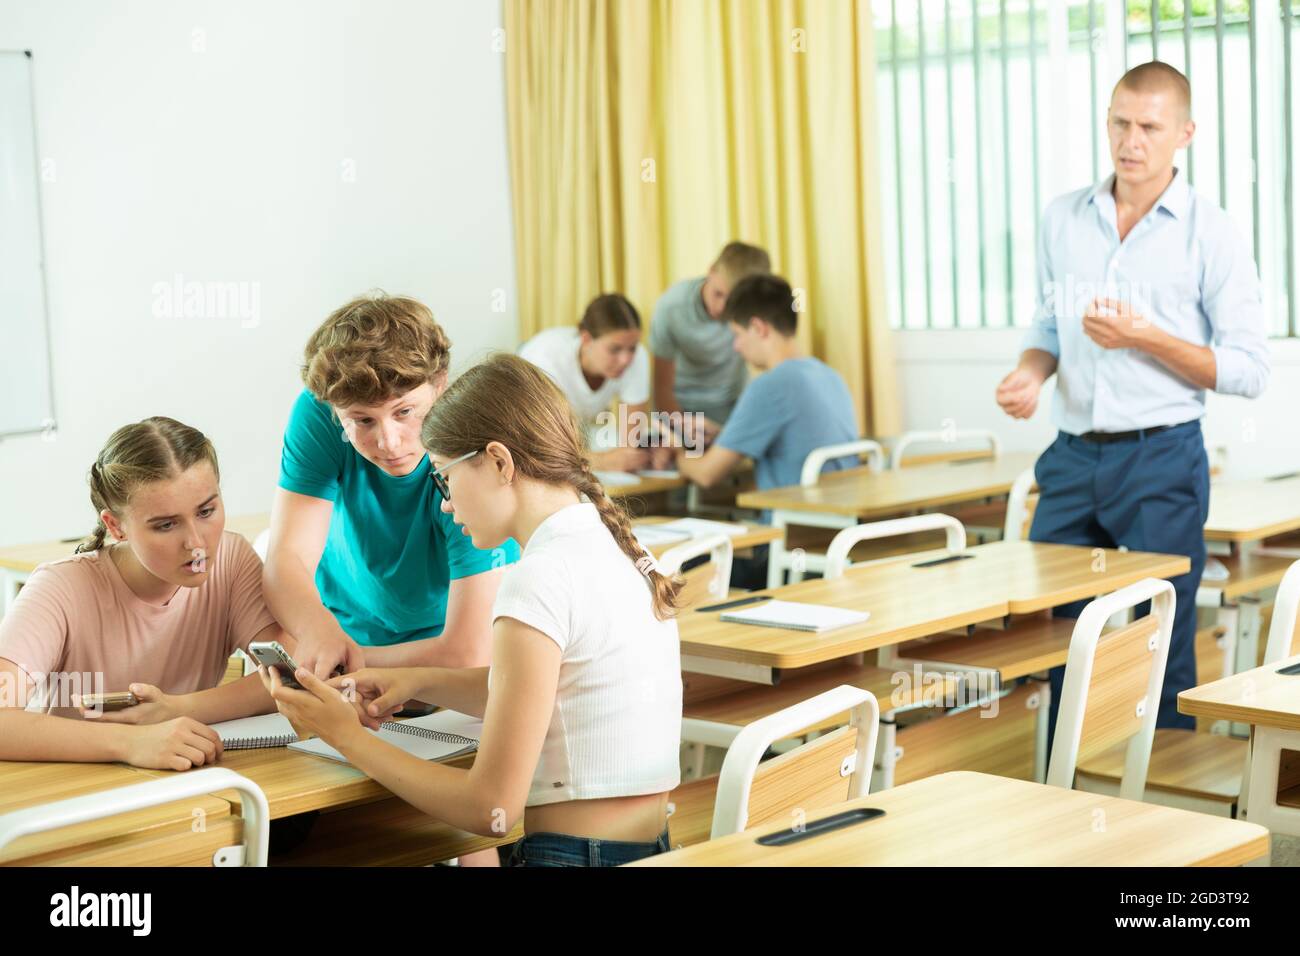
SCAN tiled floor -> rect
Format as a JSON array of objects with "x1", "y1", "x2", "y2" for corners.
[{"x1": 1272, "y1": 833, "x2": 1300, "y2": 866}]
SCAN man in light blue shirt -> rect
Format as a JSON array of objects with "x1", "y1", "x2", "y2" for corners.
[{"x1": 996, "y1": 62, "x2": 1269, "y2": 742}]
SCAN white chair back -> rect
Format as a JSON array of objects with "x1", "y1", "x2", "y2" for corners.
[
  {"x1": 657, "y1": 533, "x2": 734, "y2": 604},
  {"x1": 710, "y1": 685, "x2": 880, "y2": 839},
  {"x1": 891, "y1": 429, "x2": 1001, "y2": 470},
  {"x1": 823, "y1": 514, "x2": 966, "y2": 580},
  {"x1": 0, "y1": 767, "x2": 270, "y2": 866},
  {"x1": 799, "y1": 439, "x2": 885, "y2": 487},
  {"x1": 1046, "y1": 578, "x2": 1176, "y2": 802}
]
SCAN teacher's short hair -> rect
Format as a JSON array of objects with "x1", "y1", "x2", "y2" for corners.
[{"x1": 1114, "y1": 60, "x2": 1191, "y2": 120}]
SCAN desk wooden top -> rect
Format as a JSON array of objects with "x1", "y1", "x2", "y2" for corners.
[
  {"x1": 1208, "y1": 550, "x2": 1298, "y2": 600},
  {"x1": 604, "y1": 474, "x2": 687, "y2": 498},
  {"x1": 735, "y1": 451, "x2": 1040, "y2": 519},
  {"x1": 0, "y1": 513, "x2": 271, "y2": 575},
  {"x1": 635, "y1": 517, "x2": 783, "y2": 556},
  {"x1": 0, "y1": 760, "x2": 231, "y2": 864},
  {"x1": 1178, "y1": 654, "x2": 1300, "y2": 731},
  {"x1": 1205, "y1": 475, "x2": 1300, "y2": 543},
  {"x1": 630, "y1": 771, "x2": 1270, "y2": 866},
  {"x1": 678, "y1": 541, "x2": 1189, "y2": 670},
  {"x1": 133, "y1": 744, "x2": 399, "y2": 819}
]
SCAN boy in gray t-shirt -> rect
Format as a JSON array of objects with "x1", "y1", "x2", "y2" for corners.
[
  {"x1": 674, "y1": 274, "x2": 858, "y2": 495},
  {"x1": 650, "y1": 242, "x2": 771, "y2": 431}
]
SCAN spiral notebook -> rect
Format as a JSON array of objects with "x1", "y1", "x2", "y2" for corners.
[
  {"x1": 211, "y1": 714, "x2": 301, "y2": 750},
  {"x1": 288, "y1": 710, "x2": 481, "y2": 765}
]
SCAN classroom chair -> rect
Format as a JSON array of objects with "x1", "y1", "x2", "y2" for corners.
[
  {"x1": 657, "y1": 532, "x2": 734, "y2": 607},
  {"x1": 823, "y1": 512, "x2": 1063, "y2": 785},
  {"x1": 889, "y1": 429, "x2": 1001, "y2": 469},
  {"x1": 676, "y1": 516, "x2": 958, "y2": 788},
  {"x1": 1076, "y1": 558, "x2": 1300, "y2": 818},
  {"x1": 1046, "y1": 578, "x2": 1175, "y2": 801},
  {"x1": 1238, "y1": 558, "x2": 1300, "y2": 834},
  {"x1": 823, "y1": 512, "x2": 966, "y2": 581},
  {"x1": 0, "y1": 768, "x2": 270, "y2": 867},
  {"x1": 770, "y1": 438, "x2": 886, "y2": 586},
  {"x1": 1002, "y1": 467, "x2": 1038, "y2": 541},
  {"x1": 664, "y1": 685, "x2": 879, "y2": 849},
  {"x1": 892, "y1": 429, "x2": 1007, "y2": 542},
  {"x1": 660, "y1": 532, "x2": 736, "y2": 779}
]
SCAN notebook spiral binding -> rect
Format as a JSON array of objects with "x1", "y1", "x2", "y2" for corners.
[
  {"x1": 380, "y1": 722, "x2": 477, "y2": 747},
  {"x1": 225, "y1": 733, "x2": 298, "y2": 751}
]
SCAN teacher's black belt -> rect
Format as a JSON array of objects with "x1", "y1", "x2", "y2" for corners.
[{"x1": 1079, "y1": 425, "x2": 1174, "y2": 444}]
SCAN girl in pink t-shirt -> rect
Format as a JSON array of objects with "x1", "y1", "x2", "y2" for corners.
[{"x1": 0, "y1": 417, "x2": 294, "y2": 770}]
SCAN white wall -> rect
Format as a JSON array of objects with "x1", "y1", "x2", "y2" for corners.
[
  {"x1": 0, "y1": 0, "x2": 518, "y2": 546},
  {"x1": 895, "y1": 331, "x2": 1300, "y2": 480}
]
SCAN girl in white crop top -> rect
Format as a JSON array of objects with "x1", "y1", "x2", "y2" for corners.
[{"x1": 262, "y1": 353, "x2": 684, "y2": 866}]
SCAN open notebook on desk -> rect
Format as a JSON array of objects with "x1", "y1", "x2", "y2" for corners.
[
  {"x1": 210, "y1": 710, "x2": 481, "y2": 764},
  {"x1": 719, "y1": 599, "x2": 870, "y2": 634},
  {"x1": 289, "y1": 710, "x2": 481, "y2": 765}
]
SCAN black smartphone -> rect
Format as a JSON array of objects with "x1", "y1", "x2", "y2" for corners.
[
  {"x1": 756, "y1": 807, "x2": 885, "y2": 846},
  {"x1": 1277, "y1": 661, "x2": 1300, "y2": 675},
  {"x1": 696, "y1": 595, "x2": 770, "y2": 613},
  {"x1": 911, "y1": 554, "x2": 975, "y2": 568}
]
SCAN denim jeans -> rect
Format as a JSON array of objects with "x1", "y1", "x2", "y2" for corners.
[
  {"x1": 1030, "y1": 420, "x2": 1208, "y2": 745},
  {"x1": 504, "y1": 827, "x2": 671, "y2": 867}
]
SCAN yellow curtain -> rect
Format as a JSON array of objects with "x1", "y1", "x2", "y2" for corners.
[{"x1": 504, "y1": 0, "x2": 899, "y2": 435}]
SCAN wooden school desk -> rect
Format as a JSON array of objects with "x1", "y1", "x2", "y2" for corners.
[
  {"x1": 1199, "y1": 475, "x2": 1300, "y2": 686},
  {"x1": 1204, "y1": 475, "x2": 1300, "y2": 545},
  {"x1": 0, "y1": 760, "x2": 238, "y2": 866},
  {"x1": 1194, "y1": 550, "x2": 1296, "y2": 721},
  {"x1": 735, "y1": 451, "x2": 1040, "y2": 587},
  {"x1": 677, "y1": 540, "x2": 1190, "y2": 682},
  {"x1": 1179, "y1": 655, "x2": 1300, "y2": 839},
  {"x1": 129, "y1": 742, "x2": 520, "y2": 866},
  {"x1": 603, "y1": 473, "x2": 688, "y2": 498},
  {"x1": 0, "y1": 513, "x2": 272, "y2": 617},
  {"x1": 635, "y1": 516, "x2": 783, "y2": 556},
  {"x1": 629, "y1": 771, "x2": 1271, "y2": 867}
]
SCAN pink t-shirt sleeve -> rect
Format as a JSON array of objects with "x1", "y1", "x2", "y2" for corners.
[
  {"x1": 222, "y1": 533, "x2": 279, "y2": 655},
  {"x1": 0, "y1": 564, "x2": 75, "y2": 684}
]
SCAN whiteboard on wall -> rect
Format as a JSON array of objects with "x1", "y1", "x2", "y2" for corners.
[{"x1": 0, "y1": 50, "x2": 56, "y2": 440}]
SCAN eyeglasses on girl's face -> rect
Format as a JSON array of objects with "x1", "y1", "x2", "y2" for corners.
[{"x1": 428, "y1": 449, "x2": 481, "y2": 501}]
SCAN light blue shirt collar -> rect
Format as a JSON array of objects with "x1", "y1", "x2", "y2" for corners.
[{"x1": 1088, "y1": 166, "x2": 1190, "y2": 222}]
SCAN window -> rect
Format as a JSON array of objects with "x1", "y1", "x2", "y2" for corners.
[{"x1": 874, "y1": 0, "x2": 1297, "y2": 337}]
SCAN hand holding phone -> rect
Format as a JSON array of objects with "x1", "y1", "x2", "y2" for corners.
[
  {"x1": 78, "y1": 691, "x2": 139, "y2": 713},
  {"x1": 248, "y1": 640, "x2": 306, "y2": 689}
]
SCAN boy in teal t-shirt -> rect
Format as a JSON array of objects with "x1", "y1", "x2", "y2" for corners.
[
  {"x1": 278, "y1": 389, "x2": 518, "y2": 647},
  {"x1": 262, "y1": 293, "x2": 519, "y2": 680}
]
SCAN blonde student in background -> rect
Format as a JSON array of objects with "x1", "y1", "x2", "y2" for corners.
[
  {"x1": 650, "y1": 241, "x2": 771, "y2": 443},
  {"x1": 261, "y1": 354, "x2": 684, "y2": 867},
  {"x1": 0, "y1": 418, "x2": 294, "y2": 770},
  {"x1": 518, "y1": 292, "x2": 669, "y2": 472}
]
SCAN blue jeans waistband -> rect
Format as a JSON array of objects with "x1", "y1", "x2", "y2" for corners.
[{"x1": 506, "y1": 827, "x2": 671, "y2": 867}]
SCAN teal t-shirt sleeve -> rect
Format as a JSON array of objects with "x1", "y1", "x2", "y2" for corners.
[
  {"x1": 278, "y1": 390, "x2": 345, "y2": 502},
  {"x1": 648, "y1": 293, "x2": 678, "y2": 361},
  {"x1": 716, "y1": 374, "x2": 791, "y2": 460},
  {"x1": 439, "y1": 505, "x2": 521, "y2": 580}
]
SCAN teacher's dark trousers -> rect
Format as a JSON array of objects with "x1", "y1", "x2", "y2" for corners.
[{"x1": 1029, "y1": 419, "x2": 1208, "y2": 752}]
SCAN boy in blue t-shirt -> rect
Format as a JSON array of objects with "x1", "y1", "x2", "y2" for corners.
[
  {"x1": 674, "y1": 275, "x2": 858, "y2": 585},
  {"x1": 674, "y1": 274, "x2": 858, "y2": 493},
  {"x1": 264, "y1": 294, "x2": 520, "y2": 680}
]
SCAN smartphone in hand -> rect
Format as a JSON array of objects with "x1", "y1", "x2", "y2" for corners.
[{"x1": 247, "y1": 641, "x2": 306, "y2": 689}]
